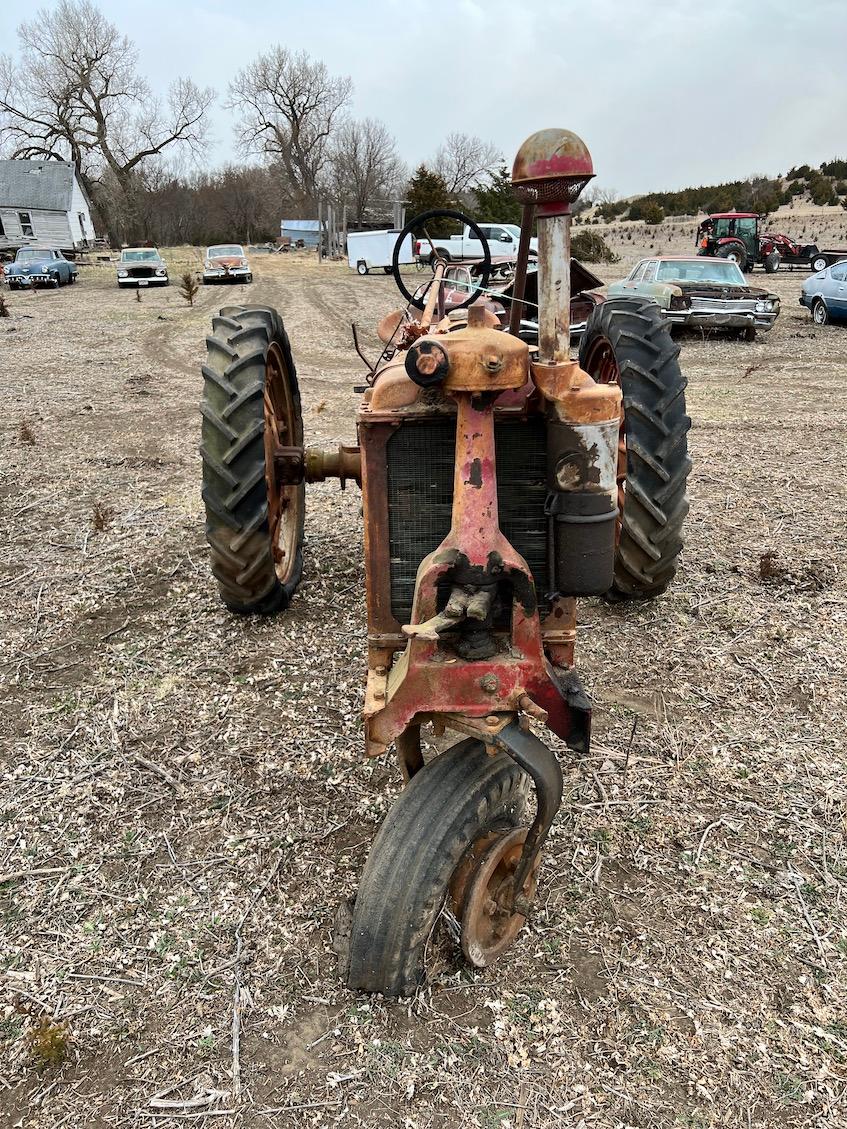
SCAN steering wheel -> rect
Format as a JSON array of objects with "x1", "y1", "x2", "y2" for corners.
[{"x1": 391, "y1": 209, "x2": 492, "y2": 311}]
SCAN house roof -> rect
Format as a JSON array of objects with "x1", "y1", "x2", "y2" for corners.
[{"x1": 0, "y1": 160, "x2": 79, "y2": 211}]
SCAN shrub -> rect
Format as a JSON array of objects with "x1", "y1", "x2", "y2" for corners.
[
  {"x1": 571, "y1": 230, "x2": 620, "y2": 264},
  {"x1": 642, "y1": 202, "x2": 665, "y2": 225}
]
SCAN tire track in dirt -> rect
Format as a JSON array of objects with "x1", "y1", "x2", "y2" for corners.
[{"x1": 142, "y1": 281, "x2": 225, "y2": 378}]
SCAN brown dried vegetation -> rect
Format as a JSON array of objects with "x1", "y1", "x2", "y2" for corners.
[{"x1": 0, "y1": 236, "x2": 845, "y2": 1128}]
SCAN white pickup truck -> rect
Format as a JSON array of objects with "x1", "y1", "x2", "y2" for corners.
[{"x1": 415, "y1": 223, "x2": 538, "y2": 264}]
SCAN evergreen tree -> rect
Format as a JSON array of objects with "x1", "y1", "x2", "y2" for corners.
[
  {"x1": 472, "y1": 165, "x2": 521, "y2": 224},
  {"x1": 405, "y1": 165, "x2": 455, "y2": 234}
]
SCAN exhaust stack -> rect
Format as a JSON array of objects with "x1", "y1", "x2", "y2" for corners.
[{"x1": 511, "y1": 129, "x2": 594, "y2": 363}]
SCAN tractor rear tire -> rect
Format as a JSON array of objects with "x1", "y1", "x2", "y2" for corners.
[
  {"x1": 716, "y1": 243, "x2": 747, "y2": 271},
  {"x1": 579, "y1": 297, "x2": 691, "y2": 600},
  {"x1": 345, "y1": 740, "x2": 527, "y2": 996},
  {"x1": 200, "y1": 306, "x2": 305, "y2": 615}
]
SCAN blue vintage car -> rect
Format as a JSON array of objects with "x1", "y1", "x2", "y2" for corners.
[
  {"x1": 5, "y1": 247, "x2": 78, "y2": 289},
  {"x1": 800, "y1": 259, "x2": 847, "y2": 325}
]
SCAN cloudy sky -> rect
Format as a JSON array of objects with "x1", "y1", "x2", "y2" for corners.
[{"x1": 2, "y1": 0, "x2": 846, "y2": 195}]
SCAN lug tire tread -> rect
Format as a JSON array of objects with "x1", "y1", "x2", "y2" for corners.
[
  {"x1": 200, "y1": 305, "x2": 304, "y2": 615},
  {"x1": 579, "y1": 296, "x2": 691, "y2": 599}
]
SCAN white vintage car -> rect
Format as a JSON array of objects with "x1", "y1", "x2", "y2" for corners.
[
  {"x1": 202, "y1": 244, "x2": 253, "y2": 284},
  {"x1": 117, "y1": 248, "x2": 169, "y2": 287}
]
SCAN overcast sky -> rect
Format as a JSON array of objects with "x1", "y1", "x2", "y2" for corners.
[{"x1": 2, "y1": 0, "x2": 846, "y2": 195}]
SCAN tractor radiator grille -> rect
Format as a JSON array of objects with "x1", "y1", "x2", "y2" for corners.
[{"x1": 386, "y1": 416, "x2": 549, "y2": 624}]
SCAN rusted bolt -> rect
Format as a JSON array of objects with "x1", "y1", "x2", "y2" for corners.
[
  {"x1": 485, "y1": 714, "x2": 500, "y2": 727},
  {"x1": 479, "y1": 674, "x2": 499, "y2": 694},
  {"x1": 375, "y1": 665, "x2": 387, "y2": 676},
  {"x1": 373, "y1": 688, "x2": 385, "y2": 701},
  {"x1": 416, "y1": 352, "x2": 439, "y2": 376},
  {"x1": 483, "y1": 353, "x2": 503, "y2": 374}
]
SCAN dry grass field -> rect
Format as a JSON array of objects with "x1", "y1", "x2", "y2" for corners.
[{"x1": 1, "y1": 223, "x2": 846, "y2": 1129}]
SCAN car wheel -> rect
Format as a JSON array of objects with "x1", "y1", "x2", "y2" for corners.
[
  {"x1": 812, "y1": 298, "x2": 829, "y2": 326},
  {"x1": 357, "y1": 262, "x2": 368, "y2": 275},
  {"x1": 811, "y1": 255, "x2": 828, "y2": 273},
  {"x1": 742, "y1": 326, "x2": 757, "y2": 342}
]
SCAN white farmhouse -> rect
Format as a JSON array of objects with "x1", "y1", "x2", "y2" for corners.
[{"x1": 0, "y1": 159, "x2": 96, "y2": 253}]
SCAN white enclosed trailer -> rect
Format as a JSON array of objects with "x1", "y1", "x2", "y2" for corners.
[{"x1": 347, "y1": 229, "x2": 414, "y2": 275}]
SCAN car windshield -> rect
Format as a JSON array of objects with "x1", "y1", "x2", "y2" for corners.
[
  {"x1": 656, "y1": 260, "x2": 745, "y2": 285},
  {"x1": 122, "y1": 250, "x2": 160, "y2": 262},
  {"x1": 16, "y1": 249, "x2": 47, "y2": 262},
  {"x1": 208, "y1": 245, "x2": 243, "y2": 257}
]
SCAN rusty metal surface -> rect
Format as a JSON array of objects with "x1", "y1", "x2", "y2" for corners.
[
  {"x1": 457, "y1": 828, "x2": 540, "y2": 969},
  {"x1": 262, "y1": 340, "x2": 303, "y2": 583},
  {"x1": 508, "y1": 203, "x2": 536, "y2": 337},
  {"x1": 362, "y1": 390, "x2": 587, "y2": 757},
  {"x1": 304, "y1": 444, "x2": 361, "y2": 488},
  {"x1": 511, "y1": 128, "x2": 595, "y2": 211}
]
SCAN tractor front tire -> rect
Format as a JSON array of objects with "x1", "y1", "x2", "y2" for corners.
[
  {"x1": 579, "y1": 297, "x2": 691, "y2": 600},
  {"x1": 200, "y1": 306, "x2": 305, "y2": 615},
  {"x1": 345, "y1": 740, "x2": 527, "y2": 996},
  {"x1": 764, "y1": 251, "x2": 780, "y2": 274},
  {"x1": 716, "y1": 243, "x2": 747, "y2": 271}
]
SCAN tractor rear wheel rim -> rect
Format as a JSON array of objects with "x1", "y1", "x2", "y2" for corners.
[
  {"x1": 263, "y1": 341, "x2": 302, "y2": 584},
  {"x1": 581, "y1": 335, "x2": 626, "y2": 543},
  {"x1": 458, "y1": 828, "x2": 540, "y2": 968}
]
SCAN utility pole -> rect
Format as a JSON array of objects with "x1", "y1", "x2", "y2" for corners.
[{"x1": 317, "y1": 201, "x2": 323, "y2": 263}]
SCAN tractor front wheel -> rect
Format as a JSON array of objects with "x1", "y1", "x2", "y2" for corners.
[
  {"x1": 200, "y1": 306, "x2": 305, "y2": 615},
  {"x1": 579, "y1": 297, "x2": 691, "y2": 600},
  {"x1": 716, "y1": 243, "x2": 747, "y2": 271},
  {"x1": 344, "y1": 740, "x2": 528, "y2": 996}
]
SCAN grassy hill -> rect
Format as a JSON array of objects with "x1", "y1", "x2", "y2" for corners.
[{"x1": 583, "y1": 159, "x2": 847, "y2": 224}]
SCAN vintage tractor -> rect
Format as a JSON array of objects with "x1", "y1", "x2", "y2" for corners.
[
  {"x1": 199, "y1": 128, "x2": 691, "y2": 996},
  {"x1": 696, "y1": 211, "x2": 832, "y2": 273}
]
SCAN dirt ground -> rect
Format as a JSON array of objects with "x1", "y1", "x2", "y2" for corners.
[{"x1": 1, "y1": 225, "x2": 846, "y2": 1129}]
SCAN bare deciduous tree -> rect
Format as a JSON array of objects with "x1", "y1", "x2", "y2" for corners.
[
  {"x1": 328, "y1": 118, "x2": 405, "y2": 226},
  {"x1": 227, "y1": 47, "x2": 352, "y2": 210},
  {"x1": 0, "y1": 0, "x2": 213, "y2": 244},
  {"x1": 434, "y1": 132, "x2": 501, "y2": 193}
]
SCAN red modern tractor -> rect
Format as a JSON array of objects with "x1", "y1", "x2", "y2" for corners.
[
  {"x1": 697, "y1": 212, "x2": 844, "y2": 273},
  {"x1": 199, "y1": 128, "x2": 691, "y2": 995}
]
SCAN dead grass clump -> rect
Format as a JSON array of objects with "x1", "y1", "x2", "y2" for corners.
[
  {"x1": 91, "y1": 501, "x2": 115, "y2": 531},
  {"x1": 758, "y1": 550, "x2": 832, "y2": 592},
  {"x1": 24, "y1": 1014, "x2": 71, "y2": 1071},
  {"x1": 18, "y1": 418, "x2": 36, "y2": 445}
]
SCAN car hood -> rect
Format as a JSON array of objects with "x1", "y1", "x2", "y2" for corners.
[
  {"x1": 674, "y1": 281, "x2": 777, "y2": 300},
  {"x1": 10, "y1": 258, "x2": 54, "y2": 272}
]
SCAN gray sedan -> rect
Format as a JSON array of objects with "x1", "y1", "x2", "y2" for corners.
[{"x1": 800, "y1": 260, "x2": 847, "y2": 325}]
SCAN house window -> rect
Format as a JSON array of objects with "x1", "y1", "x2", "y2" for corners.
[{"x1": 18, "y1": 211, "x2": 34, "y2": 237}]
